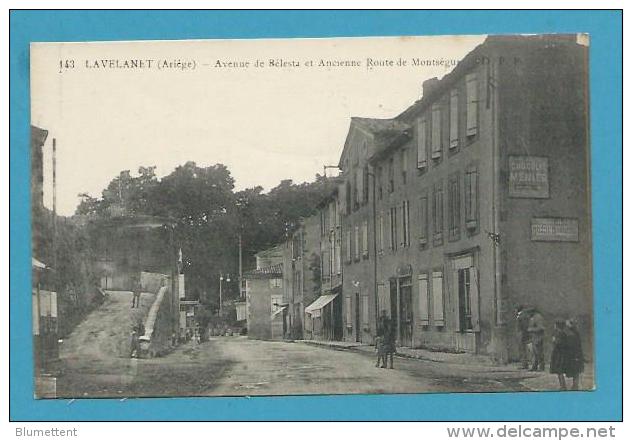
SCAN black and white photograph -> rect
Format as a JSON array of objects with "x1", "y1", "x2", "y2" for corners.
[{"x1": 29, "y1": 33, "x2": 594, "y2": 399}]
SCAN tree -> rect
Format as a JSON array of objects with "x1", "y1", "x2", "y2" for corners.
[{"x1": 74, "y1": 164, "x2": 337, "y2": 309}]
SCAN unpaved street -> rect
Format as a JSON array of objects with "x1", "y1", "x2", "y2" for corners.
[{"x1": 56, "y1": 335, "x2": 533, "y2": 398}]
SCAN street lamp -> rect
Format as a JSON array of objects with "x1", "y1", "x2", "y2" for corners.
[{"x1": 219, "y1": 273, "x2": 231, "y2": 316}]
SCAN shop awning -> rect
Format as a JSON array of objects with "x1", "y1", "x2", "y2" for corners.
[{"x1": 305, "y1": 294, "x2": 338, "y2": 315}]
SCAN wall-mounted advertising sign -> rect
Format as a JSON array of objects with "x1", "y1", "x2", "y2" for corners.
[
  {"x1": 531, "y1": 217, "x2": 579, "y2": 242},
  {"x1": 509, "y1": 156, "x2": 549, "y2": 198}
]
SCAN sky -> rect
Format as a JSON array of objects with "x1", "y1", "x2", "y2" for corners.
[{"x1": 30, "y1": 35, "x2": 486, "y2": 215}]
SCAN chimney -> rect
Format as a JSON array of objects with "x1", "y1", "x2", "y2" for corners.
[{"x1": 422, "y1": 77, "x2": 440, "y2": 98}]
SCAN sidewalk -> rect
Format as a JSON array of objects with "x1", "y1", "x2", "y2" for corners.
[
  {"x1": 298, "y1": 339, "x2": 595, "y2": 391},
  {"x1": 298, "y1": 339, "x2": 496, "y2": 367}
]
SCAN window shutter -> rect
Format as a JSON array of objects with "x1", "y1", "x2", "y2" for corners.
[
  {"x1": 378, "y1": 213, "x2": 384, "y2": 252},
  {"x1": 419, "y1": 196, "x2": 428, "y2": 244},
  {"x1": 418, "y1": 274, "x2": 429, "y2": 325},
  {"x1": 340, "y1": 182, "x2": 347, "y2": 215},
  {"x1": 362, "y1": 295, "x2": 369, "y2": 326},
  {"x1": 466, "y1": 73, "x2": 478, "y2": 136},
  {"x1": 469, "y1": 267, "x2": 480, "y2": 331},
  {"x1": 345, "y1": 296, "x2": 352, "y2": 327},
  {"x1": 450, "y1": 89, "x2": 459, "y2": 148},
  {"x1": 321, "y1": 249, "x2": 330, "y2": 277},
  {"x1": 401, "y1": 203, "x2": 406, "y2": 247},
  {"x1": 356, "y1": 168, "x2": 363, "y2": 205},
  {"x1": 431, "y1": 105, "x2": 442, "y2": 159},
  {"x1": 465, "y1": 169, "x2": 478, "y2": 228},
  {"x1": 346, "y1": 229, "x2": 352, "y2": 263},
  {"x1": 432, "y1": 271, "x2": 445, "y2": 326},
  {"x1": 452, "y1": 268, "x2": 464, "y2": 332},
  {"x1": 417, "y1": 118, "x2": 427, "y2": 168},
  {"x1": 354, "y1": 225, "x2": 360, "y2": 260},
  {"x1": 362, "y1": 221, "x2": 369, "y2": 257}
]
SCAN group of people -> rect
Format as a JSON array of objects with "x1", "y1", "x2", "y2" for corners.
[
  {"x1": 516, "y1": 305, "x2": 584, "y2": 390},
  {"x1": 375, "y1": 311, "x2": 396, "y2": 369}
]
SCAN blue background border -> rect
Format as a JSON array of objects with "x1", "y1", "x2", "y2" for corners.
[{"x1": 9, "y1": 10, "x2": 622, "y2": 421}]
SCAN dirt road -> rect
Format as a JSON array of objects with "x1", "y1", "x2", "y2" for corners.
[{"x1": 55, "y1": 335, "x2": 533, "y2": 398}]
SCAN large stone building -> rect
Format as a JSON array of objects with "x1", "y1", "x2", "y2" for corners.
[{"x1": 335, "y1": 34, "x2": 591, "y2": 362}]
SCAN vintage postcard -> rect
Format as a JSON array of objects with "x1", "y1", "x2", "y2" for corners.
[{"x1": 29, "y1": 34, "x2": 593, "y2": 399}]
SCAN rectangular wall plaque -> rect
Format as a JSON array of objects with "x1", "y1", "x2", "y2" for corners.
[
  {"x1": 531, "y1": 217, "x2": 579, "y2": 242},
  {"x1": 509, "y1": 156, "x2": 549, "y2": 198}
]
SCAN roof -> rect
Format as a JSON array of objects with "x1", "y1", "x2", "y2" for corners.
[
  {"x1": 338, "y1": 117, "x2": 412, "y2": 168},
  {"x1": 243, "y1": 263, "x2": 283, "y2": 279},
  {"x1": 395, "y1": 34, "x2": 583, "y2": 124},
  {"x1": 342, "y1": 34, "x2": 584, "y2": 164}
]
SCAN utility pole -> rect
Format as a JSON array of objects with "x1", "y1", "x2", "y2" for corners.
[
  {"x1": 52, "y1": 138, "x2": 57, "y2": 275},
  {"x1": 238, "y1": 233, "x2": 243, "y2": 299}
]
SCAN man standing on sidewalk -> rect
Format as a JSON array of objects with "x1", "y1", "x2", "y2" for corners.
[
  {"x1": 528, "y1": 308, "x2": 546, "y2": 371},
  {"x1": 515, "y1": 305, "x2": 532, "y2": 369}
]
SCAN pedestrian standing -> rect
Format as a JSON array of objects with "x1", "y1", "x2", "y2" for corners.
[
  {"x1": 564, "y1": 319, "x2": 584, "y2": 390},
  {"x1": 382, "y1": 317, "x2": 396, "y2": 369},
  {"x1": 375, "y1": 311, "x2": 389, "y2": 368},
  {"x1": 550, "y1": 319, "x2": 569, "y2": 390},
  {"x1": 528, "y1": 308, "x2": 546, "y2": 371},
  {"x1": 515, "y1": 305, "x2": 532, "y2": 369},
  {"x1": 130, "y1": 330, "x2": 139, "y2": 358},
  {"x1": 131, "y1": 276, "x2": 141, "y2": 308}
]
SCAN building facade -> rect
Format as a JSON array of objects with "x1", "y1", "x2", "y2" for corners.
[
  {"x1": 244, "y1": 247, "x2": 286, "y2": 340},
  {"x1": 335, "y1": 35, "x2": 591, "y2": 361},
  {"x1": 282, "y1": 214, "x2": 322, "y2": 340},
  {"x1": 305, "y1": 190, "x2": 344, "y2": 341}
]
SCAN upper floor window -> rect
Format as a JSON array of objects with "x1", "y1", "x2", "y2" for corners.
[
  {"x1": 417, "y1": 118, "x2": 428, "y2": 169},
  {"x1": 377, "y1": 166, "x2": 384, "y2": 200},
  {"x1": 464, "y1": 167, "x2": 479, "y2": 231},
  {"x1": 419, "y1": 192, "x2": 428, "y2": 247},
  {"x1": 448, "y1": 174, "x2": 460, "y2": 241},
  {"x1": 377, "y1": 211, "x2": 384, "y2": 253},
  {"x1": 270, "y1": 278, "x2": 283, "y2": 289},
  {"x1": 450, "y1": 89, "x2": 459, "y2": 149},
  {"x1": 363, "y1": 166, "x2": 369, "y2": 204},
  {"x1": 431, "y1": 104, "x2": 442, "y2": 160},
  {"x1": 345, "y1": 228, "x2": 352, "y2": 263},
  {"x1": 433, "y1": 182, "x2": 444, "y2": 245},
  {"x1": 466, "y1": 73, "x2": 479, "y2": 137},
  {"x1": 320, "y1": 209, "x2": 327, "y2": 236},
  {"x1": 354, "y1": 225, "x2": 361, "y2": 261},
  {"x1": 361, "y1": 220, "x2": 369, "y2": 259},
  {"x1": 401, "y1": 149, "x2": 409, "y2": 185},
  {"x1": 354, "y1": 168, "x2": 362, "y2": 209},
  {"x1": 401, "y1": 200, "x2": 410, "y2": 247},
  {"x1": 389, "y1": 207, "x2": 398, "y2": 251}
]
